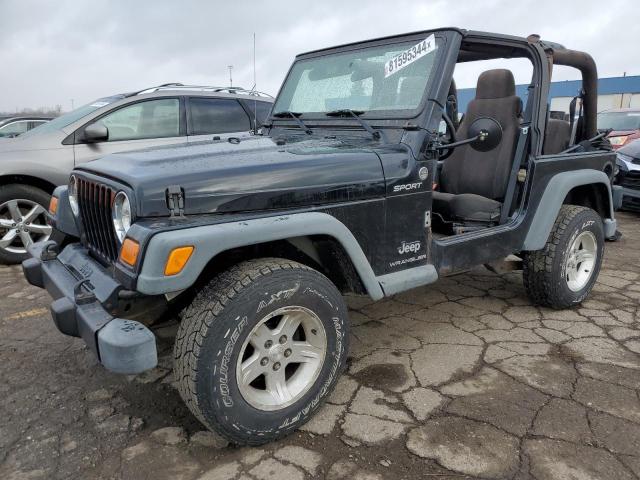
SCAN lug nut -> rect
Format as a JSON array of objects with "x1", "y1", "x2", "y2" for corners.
[
  {"x1": 279, "y1": 335, "x2": 287, "y2": 344},
  {"x1": 284, "y1": 349, "x2": 292, "y2": 358},
  {"x1": 264, "y1": 340, "x2": 273, "y2": 348},
  {"x1": 260, "y1": 357, "x2": 269, "y2": 366},
  {"x1": 311, "y1": 329, "x2": 317, "y2": 335},
  {"x1": 273, "y1": 362, "x2": 281, "y2": 371}
]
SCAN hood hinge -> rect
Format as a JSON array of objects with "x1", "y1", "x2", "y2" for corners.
[{"x1": 166, "y1": 185, "x2": 185, "y2": 217}]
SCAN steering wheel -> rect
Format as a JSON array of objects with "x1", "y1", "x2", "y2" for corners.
[{"x1": 438, "y1": 111, "x2": 458, "y2": 160}]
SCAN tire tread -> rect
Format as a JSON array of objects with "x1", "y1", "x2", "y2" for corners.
[
  {"x1": 523, "y1": 205, "x2": 599, "y2": 308},
  {"x1": 174, "y1": 258, "x2": 314, "y2": 444}
]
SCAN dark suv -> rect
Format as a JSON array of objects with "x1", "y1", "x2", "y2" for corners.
[
  {"x1": 614, "y1": 138, "x2": 640, "y2": 210},
  {"x1": 24, "y1": 29, "x2": 617, "y2": 446}
]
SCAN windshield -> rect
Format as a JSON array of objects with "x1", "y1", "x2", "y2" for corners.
[
  {"x1": 20, "y1": 95, "x2": 124, "y2": 137},
  {"x1": 273, "y1": 35, "x2": 441, "y2": 117},
  {"x1": 597, "y1": 111, "x2": 640, "y2": 131}
]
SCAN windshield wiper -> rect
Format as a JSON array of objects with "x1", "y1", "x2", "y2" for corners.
[
  {"x1": 325, "y1": 109, "x2": 381, "y2": 140},
  {"x1": 272, "y1": 111, "x2": 312, "y2": 134}
]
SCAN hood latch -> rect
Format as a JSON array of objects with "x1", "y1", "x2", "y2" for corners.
[{"x1": 166, "y1": 185, "x2": 185, "y2": 217}]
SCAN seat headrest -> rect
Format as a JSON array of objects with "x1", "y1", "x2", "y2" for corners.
[{"x1": 476, "y1": 69, "x2": 516, "y2": 99}]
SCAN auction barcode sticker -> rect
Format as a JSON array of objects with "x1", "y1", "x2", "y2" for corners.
[{"x1": 384, "y1": 34, "x2": 437, "y2": 78}]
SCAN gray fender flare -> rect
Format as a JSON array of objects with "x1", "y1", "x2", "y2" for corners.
[
  {"x1": 137, "y1": 212, "x2": 385, "y2": 300},
  {"x1": 522, "y1": 169, "x2": 615, "y2": 251}
]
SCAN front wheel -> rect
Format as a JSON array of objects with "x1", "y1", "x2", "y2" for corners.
[
  {"x1": 174, "y1": 258, "x2": 349, "y2": 445},
  {"x1": 0, "y1": 184, "x2": 61, "y2": 264},
  {"x1": 523, "y1": 205, "x2": 604, "y2": 309}
]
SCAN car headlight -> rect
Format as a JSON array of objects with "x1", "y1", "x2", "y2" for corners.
[
  {"x1": 616, "y1": 154, "x2": 630, "y2": 173},
  {"x1": 609, "y1": 135, "x2": 630, "y2": 146},
  {"x1": 68, "y1": 175, "x2": 79, "y2": 216},
  {"x1": 112, "y1": 191, "x2": 132, "y2": 243}
]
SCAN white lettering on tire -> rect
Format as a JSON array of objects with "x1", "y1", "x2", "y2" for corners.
[
  {"x1": 278, "y1": 316, "x2": 343, "y2": 428},
  {"x1": 220, "y1": 316, "x2": 248, "y2": 407}
]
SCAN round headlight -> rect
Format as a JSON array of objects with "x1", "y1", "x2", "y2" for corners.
[
  {"x1": 68, "y1": 175, "x2": 79, "y2": 216},
  {"x1": 112, "y1": 191, "x2": 132, "y2": 243}
]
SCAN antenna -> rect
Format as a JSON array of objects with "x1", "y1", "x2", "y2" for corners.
[
  {"x1": 228, "y1": 65, "x2": 233, "y2": 87},
  {"x1": 253, "y1": 33, "x2": 258, "y2": 133}
]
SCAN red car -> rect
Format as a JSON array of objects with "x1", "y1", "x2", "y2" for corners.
[{"x1": 598, "y1": 108, "x2": 640, "y2": 149}]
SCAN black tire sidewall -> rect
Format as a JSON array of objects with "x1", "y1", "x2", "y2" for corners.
[
  {"x1": 196, "y1": 268, "x2": 348, "y2": 440},
  {"x1": 551, "y1": 209, "x2": 604, "y2": 306},
  {"x1": 0, "y1": 184, "x2": 62, "y2": 264}
]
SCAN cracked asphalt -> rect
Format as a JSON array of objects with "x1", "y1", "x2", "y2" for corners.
[{"x1": 2, "y1": 211, "x2": 640, "y2": 480}]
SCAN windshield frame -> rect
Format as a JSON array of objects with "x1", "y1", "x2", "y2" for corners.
[{"x1": 270, "y1": 30, "x2": 451, "y2": 123}]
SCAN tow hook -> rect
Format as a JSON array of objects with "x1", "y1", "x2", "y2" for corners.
[
  {"x1": 40, "y1": 241, "x2": 59, "y2": 261},
  {"x1": 74, "y1": 278, "x2": 96, "y2": 305}
]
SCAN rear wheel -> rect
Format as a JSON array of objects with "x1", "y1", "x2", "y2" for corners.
[
  {"x1": 174, "y1": 258, "x2": 349, "y2": 445},
  {"x1": 0, "y1": 184, "x2": 57, "y2": 264},
  {"x1": 523, "y1": 205, "x2": 604, "y2": 308}
]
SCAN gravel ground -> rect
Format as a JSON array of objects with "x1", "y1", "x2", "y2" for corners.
[{"x1": 1, "y1": 211, "x2": 640, "y2": 480}]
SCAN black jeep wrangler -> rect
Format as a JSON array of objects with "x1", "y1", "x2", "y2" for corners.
[{"x1": 23, "y1": 28, "x2": 618, "y2": 445}]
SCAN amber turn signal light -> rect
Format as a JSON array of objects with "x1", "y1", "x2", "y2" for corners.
[
  {"x1": 119, "y1": 238, "x2": 140, "y2": 267},
  {"x1": 48, "y1": 196, "x2": 58, "y2": 215},
  {"x1": 164, "y1": 246, "x2": 194, "y2": 276}
]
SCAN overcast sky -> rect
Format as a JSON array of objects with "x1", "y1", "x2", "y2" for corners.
[{"x1": 0, "y1": 0, "x2": 637, "y2": 112}]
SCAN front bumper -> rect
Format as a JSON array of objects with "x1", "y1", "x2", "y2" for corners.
[
  {"x1": 621, "y1": 186, "x2": 640, "y2": 199},
  {"x1": 621, "y1": 188, "x2": 640, "y2": 211},
  {"x1": 22, "y1": 241, "x2": 157, "y2": 374}
]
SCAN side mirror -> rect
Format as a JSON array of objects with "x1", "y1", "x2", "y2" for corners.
[
  {"x1": 468, "y1": 117, "x2": 503, "y2": 152},
  {"x1": 83, "y1": 123, "x2": 108, "y2": 143},
  {"x1": 435, "y1": 116, "x2": 503, "y2": 153}
]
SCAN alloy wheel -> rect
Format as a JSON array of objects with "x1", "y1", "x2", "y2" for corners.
[
  {"x1": 0, "y1": 199, "x2": 52, "y2": 254},
  {"x1": 565, "y1": 230, "x2": 597, "y2": 292},
  {"x1": 236, "y1": 306, "x2": 327, "y2": 411}
]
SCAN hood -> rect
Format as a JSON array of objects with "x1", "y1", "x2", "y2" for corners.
[
  {"x1": 607, "y1": 129, "x2": 638, "y2": 137},
  {"x1": 608, "y1": 130, "x2": 640, "y2": 149},
  {"x1": 77, "y1": 136, "x2": 387, "y2": 217},
  {"x1": 0, "y1": 129, "x2": 65, "y2": 153},
  {"x1": 618, "y1": 138, "x2": 640, "y2": 160}
]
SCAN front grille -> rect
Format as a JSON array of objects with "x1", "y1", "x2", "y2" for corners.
[
  {"x1": 617, "y1": 171, "x2": 640, "y2": 190},
  {"x1": 77, "y1": 177, "x2": 120, "y2": 264}
]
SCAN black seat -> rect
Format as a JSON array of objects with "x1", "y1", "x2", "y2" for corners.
[
  {"x1": 542, "y1": 118, "x2": 571, "y2": 154},
  {"x1": 433, "y1": 69, "x2": 522, "y2": 224}
]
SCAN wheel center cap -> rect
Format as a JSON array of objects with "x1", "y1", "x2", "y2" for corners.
[{"x1": 268, "y1": 344, "x2": 285, "y2": 362}]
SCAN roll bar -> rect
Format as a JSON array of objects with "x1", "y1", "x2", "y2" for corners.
[{"x1": 549, "y1": 48, "x2": 598, "y2": 138}]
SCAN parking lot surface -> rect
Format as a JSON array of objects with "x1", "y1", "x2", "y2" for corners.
[{"x1": 1, "y1": 211, "x2": 640, "y2": 480}]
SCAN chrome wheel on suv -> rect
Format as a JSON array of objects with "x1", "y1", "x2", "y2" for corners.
[
  {"x1": 236, "y1": 306, "x2": 327, "y2": 411},
  {"x1": 565, "y1": 231, "x2": 597, "y2": 292},
  {"x1": 0, "y1": 184, "x2": 58, "y2": 264},
  {"x1": 0, "y1": 199, "x2": 52, "y2": 254}
]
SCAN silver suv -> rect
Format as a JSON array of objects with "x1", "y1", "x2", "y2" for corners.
[{"x1": 0, "y1": 84, "x2": 273, "y2": 263}]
